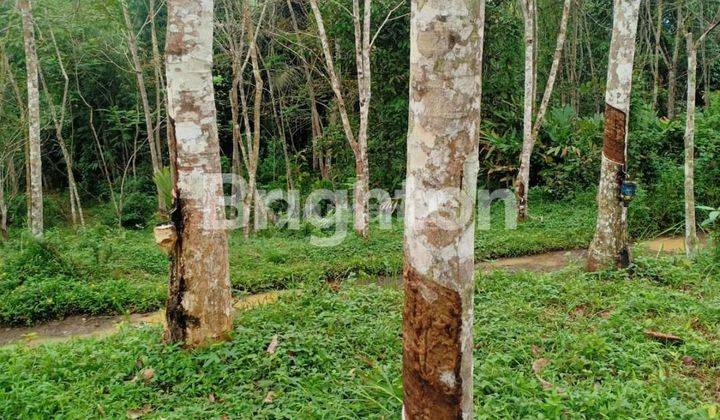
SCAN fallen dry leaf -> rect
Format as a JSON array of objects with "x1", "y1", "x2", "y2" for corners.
[
  {"x1": 532, "y1": 358, "x2": 550, "y2": 375},
  {"x1": 266, "y1": 335, "x2": 279, "y2": 354},
  {"x1": 531, "y1": 345, "x2": 543, "y2": 358},
  {"x1": 644, "y1": 330, "x2": 683, "y2": 343},
  {"x1": 126, "y1": 404, "x2": 152, "y2": 419},
  {"x1": 682, "y1": 356, "x2": 695, "y2": 366},
  {"x1": 264, "y1": 391, "x2": 275, "y2": 404},
  {"x1": 208, "y1": 393, "x2": 216, "y2": 403},
  {"x1": 140, "y1": 368, "x2": 155, "y2": 382}
]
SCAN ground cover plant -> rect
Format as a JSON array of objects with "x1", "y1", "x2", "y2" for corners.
[{"x1": 1, "y1": 251, "x2": 718, "y2": 418}]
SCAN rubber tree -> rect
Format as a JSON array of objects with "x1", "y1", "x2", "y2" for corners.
[
  {"x1": 683, "y1": 14, "x2": 720, "y2": 259},
  {"x1": 516, "y1": 0, "x2": 572, "y2": 221},
  {"x1": 587, "y1": 0, "x2": 641, "y2": 272},
  {"x1": 19, "y1": 0, "x2": 43, "y2": 238},
  {"x1": 402, "y1": 0, "x2": 485, "y2": 417},
  {"x1": 163, "y1": 0, "x2": 234, "y2": 347},
  {"x1": 309, "y1": 0, "x2": 372, "y2": 239}
]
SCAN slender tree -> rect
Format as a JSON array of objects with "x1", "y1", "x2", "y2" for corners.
[
  {"x1": 683, "y1": 13, "x2": 720, "y2": 259},
  {"x1": 667, "y1": 2, "x2": 683, "y2": 120},
  {"x1": 516, "y1": 0, "x2": 572, "y2": 221},
  {"x1": 121, "y1": 0, "x2": 166, "y2": 213},
  {"x1": 587, "y1": 0, "x2": 641, "y2": 272},
  {"x1": 19, "y1": 0, "x2": 43, "y2": 238},
  {"x1": 402, "y1": 0, "x2": 485, "y2": 417},
  {"x1": 309, "y1": 0, "x2": 372, "y2": 238},
  {"x1": 163, "y1": 0, "x2": 234, "y2": 347}
]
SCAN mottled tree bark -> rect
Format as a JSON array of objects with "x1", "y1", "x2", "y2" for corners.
[
  {"x1": 19, "y1": 0, "x2": 43, "y2": 238},
  {"x1": 516, "y1": 0, "x2": 571, "y2": 221},
  {"x1": 122, "y1": 0, "x2": 166, "y2": 213},
  {"x1": 402, "y1": 0, "x2": 485, "y2": 418},
  {"x1": 164, "y1": 0, "x2": 234, "y2": 347},
  {"x1": 516, "y1": 0, "x2": 536, "y2": 222},
  {"x1": 587, "y1": 0, "x2": 641, "y2": 272},
  {"x1": 683, "y1": 17, "x2": 720, "y2": 258},
  {"x1": 684, "y1": 33, "x2": 699, "y2": 259}
]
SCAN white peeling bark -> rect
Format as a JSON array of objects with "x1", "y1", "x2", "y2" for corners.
[
  {"x1": 684, "y1": 33, "x2": 699, "y2": 259},
  {"x1": 587, "y1": 0, "x2": 640, "y2": 272},
  {"x1": 164, "y1": 0, "x2": 233, "y2": 347},
  {"x1": 516, "y1": 0, "x2": 571, "y2": 221},
  {"x1": 402, "y1": 0, "x2": 485, "y2": 418},
  {"x1": 19, "y1": 0, "x2": 43, "y2": 238}
]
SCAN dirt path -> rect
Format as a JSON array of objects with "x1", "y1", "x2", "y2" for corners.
[
  {"x1": 0, "y1": 291, "x2": 283, "y2": 347},
  {"x1": 0, "y1": 236, "x2": 703, "y2": 347}
]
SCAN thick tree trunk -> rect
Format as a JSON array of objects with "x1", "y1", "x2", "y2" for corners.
[
  {"x1": 684, "y1": 34, "x2": 699, "y2": 259},
  {"x1": 402, "y1": 0, "x2": 485, "y2": 418},
  {"x1": 667, "y1": 3, "x2": 682, "y2": 120},
  {"x1": 516, "y1": 0, "x2": 571, "y2": 222},
  {"x1": 587, "y1": 0, "x2": 641, "y2": 272},
  {"x1": 19, "y1": 0, "x2": 43, "y2": 238},
  {"x1": 516, "y1": 0, "x2": 536, "y2": 222},
  {"x1": 122, "y1": 0, "x2": 166, "y2": 213},
  {"x1": 164, "y1": 0, "x2": 233, "y2": 347}
]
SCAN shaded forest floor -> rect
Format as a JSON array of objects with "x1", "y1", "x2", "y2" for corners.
[{"x1": 1, "y1": 250, "x2": 719, "y2": 418}]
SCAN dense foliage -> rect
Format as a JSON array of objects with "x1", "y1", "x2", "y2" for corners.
[{"x1": 0, "y1": 0, "x2": 719, "y2": 231}]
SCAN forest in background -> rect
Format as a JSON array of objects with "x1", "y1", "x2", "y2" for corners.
[{"x1": 0, "y1": 0, "x2": 718, "y2": 236}]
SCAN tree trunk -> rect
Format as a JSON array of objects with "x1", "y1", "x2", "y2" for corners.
[
  {"x1": 242, "y1": 1, "x2": 263, "y2": 239},
  {"x1": 164, "y1": 0, "x2": 233, "y2": 347},
  {"x1": 651, "y1": 0, "x2": 663, "y2": 111},
  {"x1": 19, "y1": 0, "x2": 43, "y2": 238},
  {"x1": 667, "y1": 3, "x2": 682, "y2": 120},
  {"x1": 684, "y1": 33, "x2": 699, "y2": 259},
  {"x1": 0, "y1": 161, "x2": 7, "y2": 242},
  {"x1": 150, "y1": 0, "x2": 167, "y2": 166},
  {"x1": 516, "y1": 0, "x2": 536, "y2": 222},
  {"x1": 309, "y1": 0, "x2": 370, "y2": 238},
  {"x1": 122, "y1": 0, "x2": 166, "y2": 213},
  {"x1": 516, "y1": 0, "x2": 571, "y2": 222},
  {"x1": 402, "y1": 0, "x2": 485, "y2": 418},
  {"x1": 41, "y1": 27, "x2": 85, "y2": 227},
  {"x1": 587, "y1": 0, "x2": 641, "y2": 272}
]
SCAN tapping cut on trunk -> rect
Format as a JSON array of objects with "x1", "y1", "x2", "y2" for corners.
[
  {"x1": 602, "y1": 104, "x2": 627, "y2": 165},
  {"x1": 403, "y1": 266, "x2": 463, "y2": 419}
]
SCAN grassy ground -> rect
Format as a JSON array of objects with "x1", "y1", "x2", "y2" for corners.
[
  {"x1": 1, "y1": 252, "x2": 718, "y2": 418},
  {"x1": 0, "y1": 193, "x2": 598, "y2": 326}
]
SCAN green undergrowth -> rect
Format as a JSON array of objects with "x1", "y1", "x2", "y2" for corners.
[
  {"x1": 1, "y1": 252, "x2": 718, "y2": 418},
  {"x1": 0, "y1": 193, "x2": 599, "y2": 326}
]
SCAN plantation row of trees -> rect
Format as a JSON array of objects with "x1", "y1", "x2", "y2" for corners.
[
  {"x1": 0, "y1": 0, "x2": 718, "y2": 416},
  {"x1": 0, "y1": 0, "x2": 718, "y2": 238}
]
